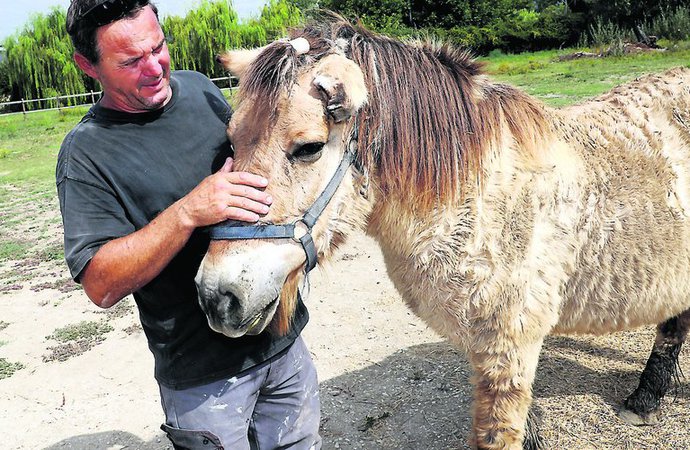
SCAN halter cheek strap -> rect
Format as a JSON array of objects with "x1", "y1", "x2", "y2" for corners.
[{"x1": 208, "y1": 125, "x2": 358, "y2": 273}]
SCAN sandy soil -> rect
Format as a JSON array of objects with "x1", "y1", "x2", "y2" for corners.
[{"x1": 1, "y1": 199, "x2": 689, "y2": 450}]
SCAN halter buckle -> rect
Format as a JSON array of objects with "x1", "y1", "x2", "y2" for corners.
[{"x1": 292, "y1": 219, "x2": 311, "y2": 242}]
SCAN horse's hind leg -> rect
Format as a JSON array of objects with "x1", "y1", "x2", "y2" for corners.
[{"x1": 619, "y1": 309, "x2": 690, "y2": 425}]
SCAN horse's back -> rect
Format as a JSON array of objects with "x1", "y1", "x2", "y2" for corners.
[{"x1": 552, "y1": 67, "x2": 690, "y2": 334}]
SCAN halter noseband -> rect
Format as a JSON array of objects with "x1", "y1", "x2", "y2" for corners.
[{"x1": 208, "y1": 124, "x2": 359, "y2": 273}]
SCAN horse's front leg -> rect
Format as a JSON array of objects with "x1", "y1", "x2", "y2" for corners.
[{"x1": 467, "y1": 293, "x2": 550, "y2": 450}]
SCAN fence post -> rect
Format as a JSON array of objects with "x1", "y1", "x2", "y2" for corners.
[
  {"x1": 21, "y1": 98, "x2": 26, "y2": 117},
  {"x1": 57, "y1": 95, "x2": 61, "y2": 112},
  {"x1": 91, "y1": 90, "x2": 95, "y2": 104}
]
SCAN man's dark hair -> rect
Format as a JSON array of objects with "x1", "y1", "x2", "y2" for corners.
[{"x1": 66, "y1": 0, "x2": 159, "y2": 64}]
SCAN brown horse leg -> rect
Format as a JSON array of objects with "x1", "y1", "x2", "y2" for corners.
[
  {"x1": 469, "y1": 339, "x2": 545, "y2": 450},
  {"x1": 619, "y1": 309, "x2": 690, "y2": 425}
]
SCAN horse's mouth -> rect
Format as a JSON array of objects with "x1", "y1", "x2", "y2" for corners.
[{"x1": 240, "y1": 297, "x2": 279, "y2": 334}]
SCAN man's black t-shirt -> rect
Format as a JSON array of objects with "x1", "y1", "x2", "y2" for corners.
[{"x1": 56, "y1": 71, "x2": 308, "y2": 389}]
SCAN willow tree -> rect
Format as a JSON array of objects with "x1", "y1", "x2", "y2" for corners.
[
  {"x1": 2, "y1": 7, "x2": 89, "y2": 109},
  {"x1": 163, "y1": 0, "x2": 302, "y2": 79}
]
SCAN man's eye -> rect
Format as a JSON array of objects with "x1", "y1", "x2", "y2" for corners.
[{"x1": 291, "y1": 142, "x2": 325, "y2": 162}]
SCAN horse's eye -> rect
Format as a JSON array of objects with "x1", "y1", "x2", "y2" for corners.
[{"x1": 292, "y1": 142, "x2": 325, "y2": 162}]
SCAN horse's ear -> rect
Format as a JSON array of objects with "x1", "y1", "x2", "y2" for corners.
[
  {"x1": 312, "y1": 55, "x2": 367, "y2": 123},
  {"x1": 216, "y1": 46, "x2": 266, "y2": 79}
]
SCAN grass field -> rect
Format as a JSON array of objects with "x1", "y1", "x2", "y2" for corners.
[
  {"x1": 0, "y1": 107, "x2": 90, "y2": 200},
  {"x1": 482, "y1": 43, "x2": 690, "y2": 107},
  {"x1": 0, "y1": 107, "x2": 90, "y2": 262}
]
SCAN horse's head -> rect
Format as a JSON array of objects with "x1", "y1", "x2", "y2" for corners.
[{"x1": 195, "y1": 35, "x2": 372, "y2": 338}]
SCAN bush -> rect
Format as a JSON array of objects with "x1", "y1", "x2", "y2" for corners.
[
  {"x1": 420, "y1": 4, "x2": 584, "y2": 53},
  {"x1": 431, "y1": 25, "x2": 495, "y2": 52},
  {"x1": 648, "y1": 6, "x2": 690, "y2": 41},
  {"x1": 535, "y1": 5, "x2": 585, "y2": 49},
  {"x1": 579, "y1": 17, "x2": 632, "y2": 50},
  {"x1": 494, "y1": 9, "x2": 541, "y2": 51},
  {"x1": 320, "y1": 0, "x2": 409, "y2": 30}
]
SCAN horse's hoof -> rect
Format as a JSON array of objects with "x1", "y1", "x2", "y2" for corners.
[{"x1": 618, "y1": 407, "x2": 660, "y2": 426}]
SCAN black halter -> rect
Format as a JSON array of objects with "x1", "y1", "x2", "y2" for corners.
[{"x1": 209, "y1": 125, "x2": 359, "y2": 273}]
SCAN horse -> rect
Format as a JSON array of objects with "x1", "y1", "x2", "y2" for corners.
[{"x1": 194, "y1": 18, "x2": 690, "y2": 449}]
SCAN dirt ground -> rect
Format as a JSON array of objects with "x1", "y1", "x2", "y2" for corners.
[{"x1": 1, "y1": 197, "x2": 690, "y2": 450}]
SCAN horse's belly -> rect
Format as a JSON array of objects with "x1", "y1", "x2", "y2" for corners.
[{"x1": 554, "y1": 267, "x2": 690, "y2": 334}]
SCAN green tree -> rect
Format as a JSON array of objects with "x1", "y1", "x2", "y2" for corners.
[
  {"x1": 2, "y1": 7, "x2": 90, "y2": 109},
  {"x1": 288, "y1": 0, "x2": 320, "y2": 14},
  {"x1": 0, "y1": 56, "x2": 10, "y2": 99},
  {"x1": 162, "y1": 0, "x2": 301, "y2": 78},
  {"x1": 569, "y1": 0, "x2": 688, "y2": 28},
  {"x1": 320, "y1": 0, "x2": 411, "y2": 32}
]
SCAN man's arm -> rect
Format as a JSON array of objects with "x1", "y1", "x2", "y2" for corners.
[{"x1": 81, "y1": 158, "x2": 272, "y2": 308}]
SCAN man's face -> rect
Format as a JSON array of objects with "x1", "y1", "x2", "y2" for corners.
[{"x1": 85, "y1": 6, "x2": 172, "y2": 112}]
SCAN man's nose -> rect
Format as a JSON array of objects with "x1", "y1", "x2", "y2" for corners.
[{"x1": 142, "y1": 55, "x2": 163, "y2": 77}]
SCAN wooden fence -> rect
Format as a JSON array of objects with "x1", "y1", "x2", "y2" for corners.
[{"x1": 0, "y1": 76, "x2": 237, "y2": 116}]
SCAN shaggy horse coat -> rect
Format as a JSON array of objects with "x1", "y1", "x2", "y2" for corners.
[{"x1": 195, "y1": 19, "x2": 690, "y2": 449}]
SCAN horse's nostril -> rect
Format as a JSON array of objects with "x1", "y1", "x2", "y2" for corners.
[{"x1": 219, "y1": 289, "x2": 241, "y2": 314}]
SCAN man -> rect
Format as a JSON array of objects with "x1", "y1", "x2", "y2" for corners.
[{"x1": 58, "y1": 1, "x2": 320, "y2": 449}]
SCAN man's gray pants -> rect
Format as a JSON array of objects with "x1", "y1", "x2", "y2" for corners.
[{"x1": 159, "y1": 336, "x2": 321, "y2": 450}]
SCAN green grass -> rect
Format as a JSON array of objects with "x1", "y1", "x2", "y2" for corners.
[
  {"x1": 0, "y1": 241, "x2": 30, "y2": 262},
  {"x1": 44, "y1": 319, "x2": 114, "y2": 362},
  {"x1": 0, "y1": 106, "x2": 91, "y2": 202},
  {"x1": 481, "y1": 47, "x2": 690, "y2": 106},
  {"x1": 0, "y1": 358, "x2": 24, "y2": 379},
  {"x1": 34, "y1": 243, "x2": 65, "y2": 262},
  {"x1": 0, "y1": 107, "x2": 87, "y2": 267},
  {"x1": 47, "y1": 320, "x2": 113, "y2": 343}
]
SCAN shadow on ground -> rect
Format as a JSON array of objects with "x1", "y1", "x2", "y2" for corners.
[
  {"x1": 44, "y1": 337, "x2": 689, "y2": 450},
  {"x1": 318, "y1": 337, "x2": 689, "y2": 450},
  {"x1": 44, "y1": 430, "x2": 170, "y2": 449}
]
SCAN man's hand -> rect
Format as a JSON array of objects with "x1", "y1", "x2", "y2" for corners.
[
  {"x1": 81, "y1": 157, "x2": 272, "y2": 308},
  {"x1": 176, "y1": 157, "x2": 273, "y2": 228}
]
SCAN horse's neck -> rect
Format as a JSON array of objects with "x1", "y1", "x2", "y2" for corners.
[{"x1": 366, "y1": 188, "x2": 477, "y2": 262}]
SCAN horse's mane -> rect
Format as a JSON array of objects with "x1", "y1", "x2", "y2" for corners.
[{"x1": 238, "y1": 17, "x2": 551, "y2": 209}]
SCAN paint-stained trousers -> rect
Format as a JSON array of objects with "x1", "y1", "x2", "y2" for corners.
[{"x1": 159, "y1": 336, "x2": 321, "y2": 450}]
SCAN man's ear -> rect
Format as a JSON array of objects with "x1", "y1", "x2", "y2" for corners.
[{"x1": 74, "y1": 52, "x2": 99, "y2": 80}]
